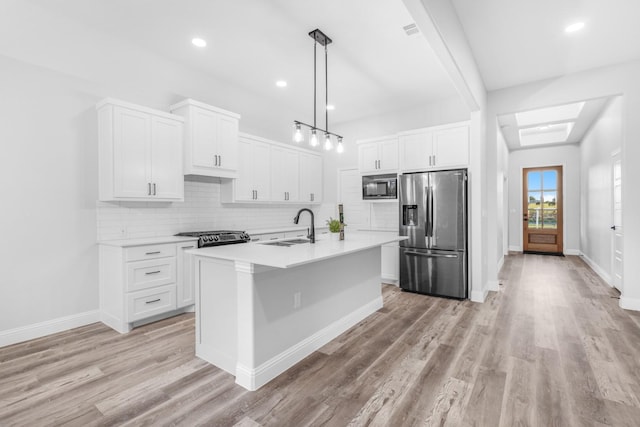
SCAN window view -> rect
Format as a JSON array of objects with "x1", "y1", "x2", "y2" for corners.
[{"x1": 527, "y1": 170, "x2": 558, "y2": 229}]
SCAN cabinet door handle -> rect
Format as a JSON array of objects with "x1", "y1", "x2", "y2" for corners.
[
  {"x1": 214, "y1": 155, "x2": 217, "y2": 166},
  {"x1": 181, "y1": 245, "x2": 195, "y2": 249},
  {"x1": 219, "y1": 155, "x2": 222, "y2": 167},
  {"x1": 145, "y1": 251, "x2": 161, "y2": 255},
  {"x1": 433, "y1": 155, "x2": 436, "y2": 165},
  {"x1": 145, "y1": 298, "x2": 161, "y2": 304},
  {"x1": 148, "y1": 183, "x2": 152, "y2": 195},
  {"x1": 145, "y1": 270, "x2": 161, "y2": 275},
  {"x1": 153, "y1": 183, "x2": 156, "y2": 195}
]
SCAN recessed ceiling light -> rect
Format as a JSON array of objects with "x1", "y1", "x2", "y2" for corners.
[
  {"x1": 565, "y1": 22, "x2": 585, "y2": 33},
  {"x1": 326, "y1": 104, "x2": 335, "y2": 111},
  {"x1": 276, "y1": 80, "x2": 287, "y2": 88},
  {"x1": 192, "y1": 37, "x2": 207, "y2": 47}
]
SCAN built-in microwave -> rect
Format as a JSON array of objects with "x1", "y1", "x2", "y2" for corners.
[{"x1": 362, "y1": 174, "x2": 397, "y2": 200}]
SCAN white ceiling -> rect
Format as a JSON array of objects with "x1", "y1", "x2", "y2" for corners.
[
  {"x1": 24, "y1": 0, "x2": 460, "y2": 126},
  {"x1": 451, "y1": 0, "x2": 640, "y2": 91}
]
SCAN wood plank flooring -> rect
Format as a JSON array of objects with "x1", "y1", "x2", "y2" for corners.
[{"x1": 3, "y1": 254, "x2": 640, "y2": 426}]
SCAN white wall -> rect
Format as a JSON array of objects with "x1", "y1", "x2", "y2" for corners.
[
  {"x1": 496, "y1": 127, "x2": 509, "y2": 268},
  {"x1": 507, "y1": 145, "x2": 581, "y2": 253},
  {"x1": 579, "y1": 96, "x2": 623, "y2": 282}
]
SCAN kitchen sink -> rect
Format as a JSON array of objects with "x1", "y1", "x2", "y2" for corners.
[{"x1": 261, "y1": 238, "x2": 310, "y2": 247}]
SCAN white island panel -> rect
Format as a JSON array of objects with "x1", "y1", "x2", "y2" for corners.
[{"x1": 192, "y1": 232, "x2": 407, "y2": 390}]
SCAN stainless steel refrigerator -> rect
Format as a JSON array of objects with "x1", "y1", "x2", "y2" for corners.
[{"x1": 399, "y1": 169, "x2": 468, "y2": 299}]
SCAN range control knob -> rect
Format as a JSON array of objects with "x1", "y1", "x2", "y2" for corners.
[{"x1": 213, "y1": 235, "x2": 220, "y2": 241}]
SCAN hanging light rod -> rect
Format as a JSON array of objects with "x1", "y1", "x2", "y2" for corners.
[{"x1": 293, "y1": 28, "x2": 344, "y2": 153}]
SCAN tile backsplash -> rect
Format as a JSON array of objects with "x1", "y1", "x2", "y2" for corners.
[{"x1": 97, "y1": 178, "x2": 335, "y2": 241}]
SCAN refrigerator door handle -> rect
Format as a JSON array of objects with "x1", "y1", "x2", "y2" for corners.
[
  {"x1": 427, "y1": 185, "x2": 434, "y2": 238},
  {"x1": 404, "y1": 251, "x2": 458, "y2": 258}
]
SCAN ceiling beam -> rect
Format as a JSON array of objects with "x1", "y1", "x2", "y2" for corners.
[{"x1": 402, "y1": 0, "x2": 487, "y2": 111}]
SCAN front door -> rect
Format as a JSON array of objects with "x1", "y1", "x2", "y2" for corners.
[{"x1": 523, "y1": 166, "x2": 563, "y2": 254}]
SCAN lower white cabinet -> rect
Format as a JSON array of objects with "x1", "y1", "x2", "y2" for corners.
[
  {"x1": 381, "y1": 241, "x2": 399, "y2": 285},
  {"x1": 99, "y1": 239, "x2": 197, "y2": 333}
]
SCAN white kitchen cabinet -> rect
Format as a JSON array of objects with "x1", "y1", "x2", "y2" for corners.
[
  {"x1": 222, "y1": 133, "x2": 322, "y2": 204},
  {"x1": 357, "y1": 137, "x2": 398, "y2": 174},
  {"x1": 271, "y1": 146, "x2": 300, "y2": 203},
  {"x1": 399, "y1": 122, "x2": 469, "y2": 172},
  {"x1": 99, "y1": 238, "x2": 197, "y2": 333},
  {"x1": 299, "y1": 152, "x2": 323, "y2": 203},
  {"x1": 97, "y1": 98, "x2": 184, "y2": 202},
  {"x1": 177, "y1": 241, "x2": 197, "y2": 308},
  {"x1": 221, "y1": 134, "x2": 271, "y2": 202},
  {"x1": 381, "y1": 241, "x2": 399, "y2": 285},
  {"x1": 170, "y1": 99, "x2": 240, "y2": 179},
  {"x1": 250, "y1": 232, "x2": 285, "y2": 242}
]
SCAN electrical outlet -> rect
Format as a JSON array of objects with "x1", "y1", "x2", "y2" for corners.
[{"x1": 293, "y1": 292, "x2": 301, "y2": 309}]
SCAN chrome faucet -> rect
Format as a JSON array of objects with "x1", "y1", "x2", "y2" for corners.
[{"x1": 293, "y1": 208, "x2": 315, "y2": 243}]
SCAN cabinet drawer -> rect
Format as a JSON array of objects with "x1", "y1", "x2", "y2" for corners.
[
  {"x1": 284, "y1": 230, "x2": 307, "y2": 239},
  {"x1": 250, "y1": 232, "x2": 284, "y2": 242},
  {"x1": 127, "y1": 284, "x2": 176, "y2": 322},
  {"x1": 125, "y1": 243, "x2": 176, "y2": 262},
  {"x1": 126, "y1": 258, "x2": 176, "y2": 292}
]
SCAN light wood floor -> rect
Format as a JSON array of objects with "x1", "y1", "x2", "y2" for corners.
[{"x1": 3, "y1": 254, "x2": 640, "y2": 426}]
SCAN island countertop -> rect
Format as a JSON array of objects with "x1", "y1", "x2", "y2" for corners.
[{"x1": 188, "y1": 231, "x2": 407, "y2": 269}]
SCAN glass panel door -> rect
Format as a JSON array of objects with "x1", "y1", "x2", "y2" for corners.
[{"x1": 522, "y1": 166, "x2": 563, "y2": 254}]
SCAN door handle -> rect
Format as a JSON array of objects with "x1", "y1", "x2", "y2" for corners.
[
  {"x1": 611, "y1": 225, "x2": 616, "y2": 230},
  {"x1": 153, "y1": 183, "x2": 156, "y2": 195},
  {"x1": 148, "y1": 183, "x2": 152, "y2": 195},
  {"x1": 404, "y1": 251, "x2": 458, "y2": 258},
  {"x1": 219, "y1": 155, "x2": 221, "y2": 167}
]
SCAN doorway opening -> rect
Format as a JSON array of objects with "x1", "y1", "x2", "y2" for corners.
[{"x1": 523, "y1": 165, "x2": 563, "y2": 255}]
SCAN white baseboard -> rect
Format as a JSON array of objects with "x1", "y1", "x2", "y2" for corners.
[
  {"x1": 579, "y1": 252, "x2": 612, "y2": 286},
  {"x1": 509, "y1": 245, "x2": 522, "y2": 252},
  {"x1": 564, "y1": 249, "x2": 581, "y2": 256},
  {"x1": 235, "y1": 296, "x2": 383, "y2": 391},
  {"x1": 470, "y1": 287, "x2": 488, "y2": 303},
  {"x1": 620, "y1": 297, "x2": 640, "y2": 312},
  {"x1": 497, "y1": 256, "x2": 505, "y2": 274},
  {"x1": 0, "y1": 310, "x2": 100, "y2": 348}
]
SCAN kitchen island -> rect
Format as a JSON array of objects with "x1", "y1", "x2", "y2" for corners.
[{"x1": 189, "y1": 232, "x2": 407, "y2": 391}]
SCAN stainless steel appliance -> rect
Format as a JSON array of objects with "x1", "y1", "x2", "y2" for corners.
[
  {"x1": 174, "y1": 230, "x2": 251, "y2": 248},
  {"x1": 362, "y1": 174, "x2": 397, "y2": 200},
  {"x1": 399, "y1": 169, "x2": 467, "y2": 299}
]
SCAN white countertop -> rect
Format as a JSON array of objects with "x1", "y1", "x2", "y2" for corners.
[
  {"x1": 98, "y1": 236, "x2": 198, "y2": 247},
  {"x1": 188, "y1": 231, "x2": 408, "y2": 269}
]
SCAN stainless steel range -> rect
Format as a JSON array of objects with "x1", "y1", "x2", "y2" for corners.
[{"x1": 175, "y1": 230, "x2": 251, "y2": 248}]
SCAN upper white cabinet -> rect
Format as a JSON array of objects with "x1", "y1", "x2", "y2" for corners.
[
  {"x1": 221, "y1": 134, "x2": 271, "y2": 202},
  {"x1": 221, "y1": 133, "x2": 322, "y2": 204},
  {"x1": 399, "y1": 122, "x2": 469, "y2": 172},
  {"x1": 98, "y1": 98, "x2": 184, "y2": 202},
  {"x1": 170, "y1": 99, "x2": 240, "y2": 179},
  {"x1": 357, "y1": 137, "x2": 398, "y2": 174},
  {"x1": 299, "y1": 152, "x2": 323, "y2": 203},
  {"x1": 271, "y1": 146, "x2": 300, "y2": 203}
]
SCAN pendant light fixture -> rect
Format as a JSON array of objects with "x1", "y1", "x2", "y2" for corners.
[{"x1": 293, "y1": 29, "x2": 344, "y2": 153}]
